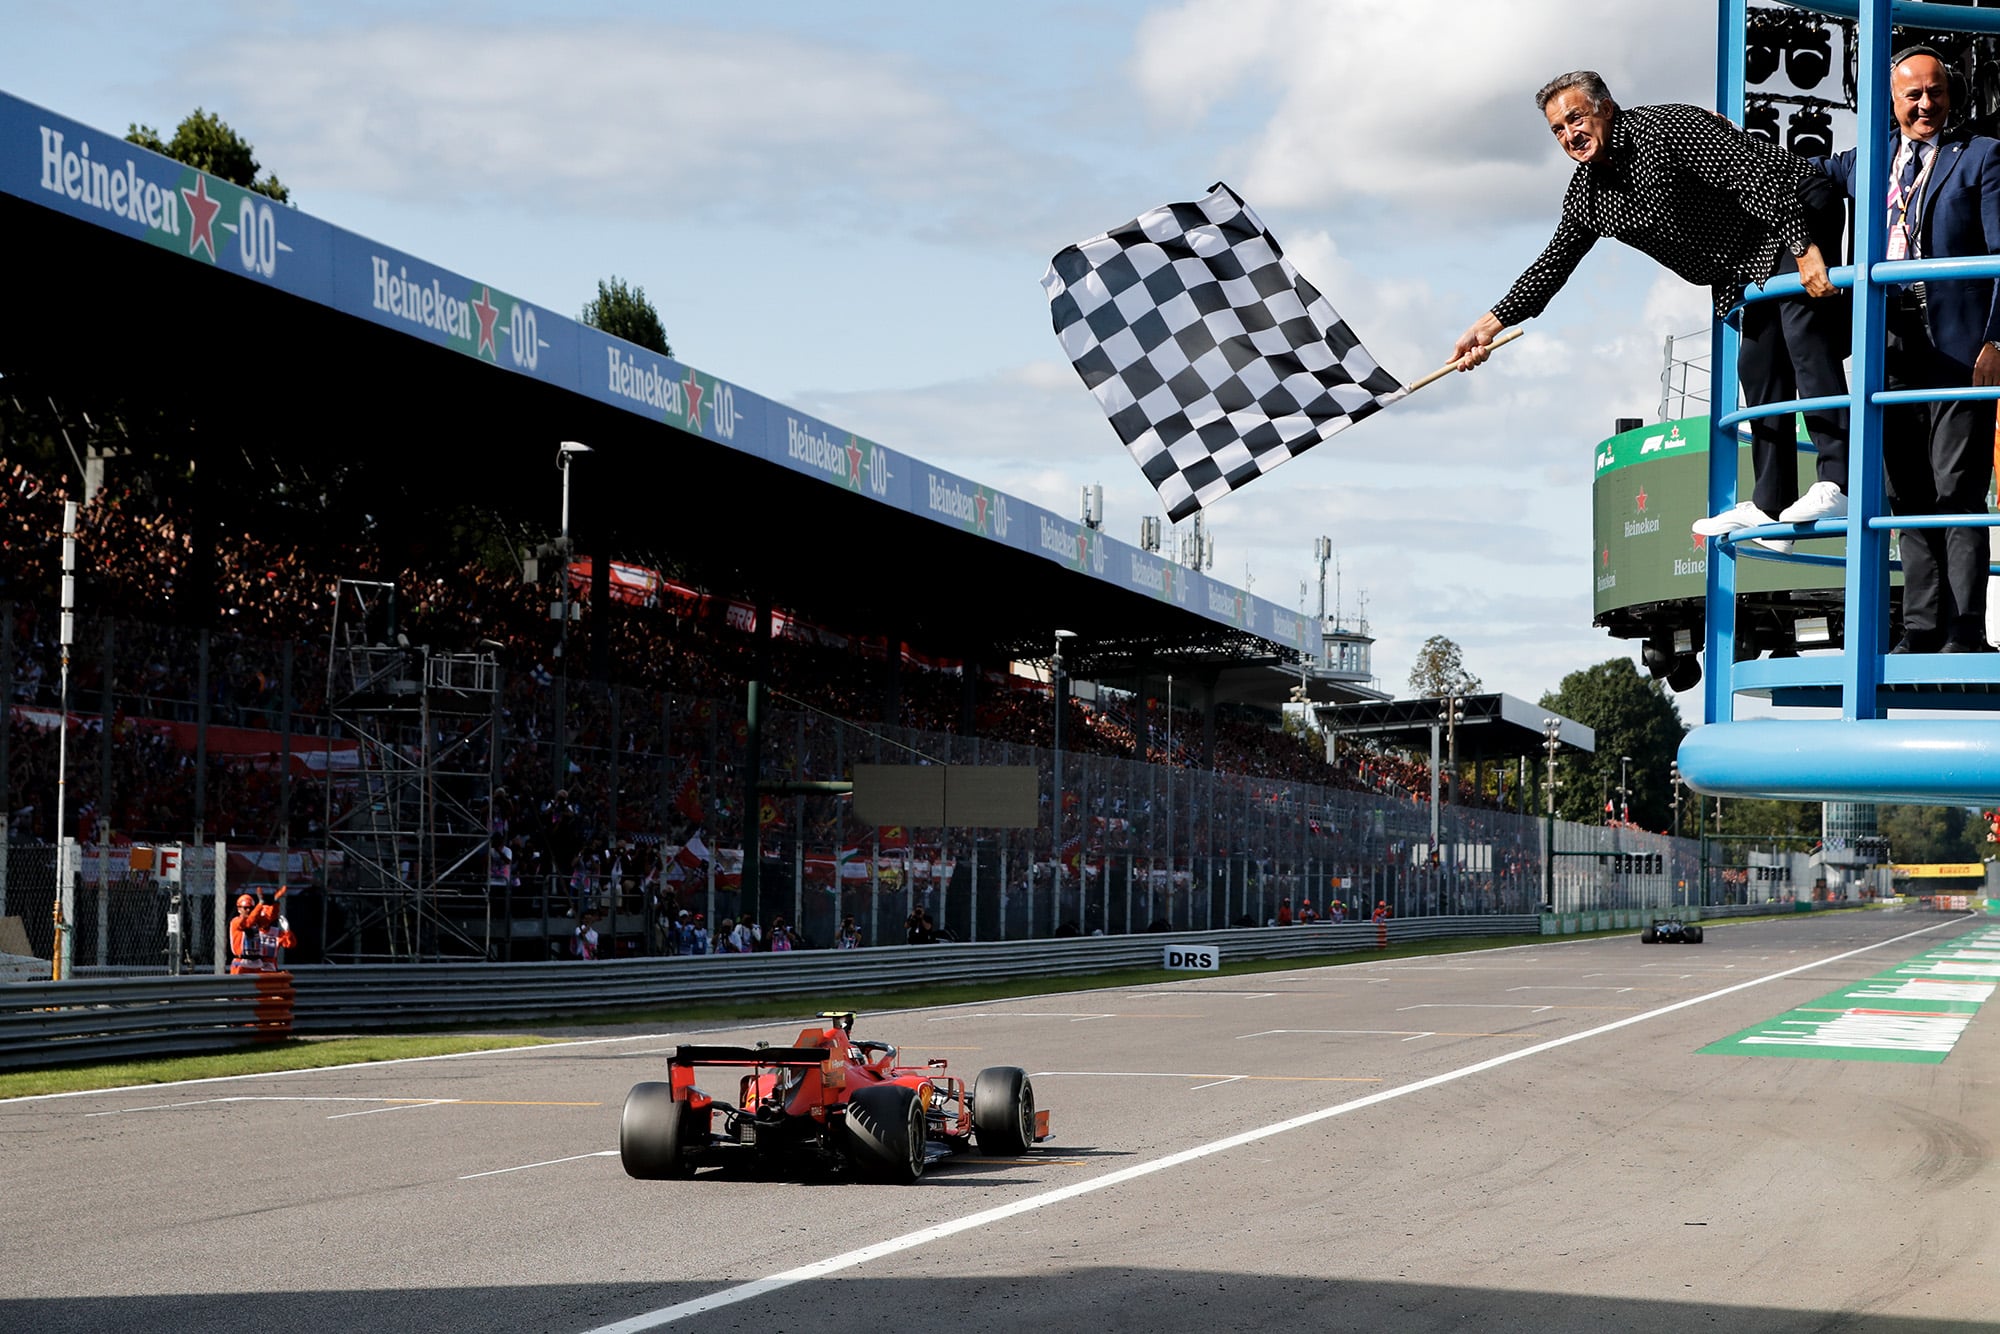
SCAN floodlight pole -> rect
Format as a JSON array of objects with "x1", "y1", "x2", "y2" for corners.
[
  {"x1": 1052, "y1": 630, "x2": 1076, "y2": 929},
  {"x1": 52, "y1": 501, "x2": 77, "y2": 980},
  {"x1": 553, "y1": 442, "x2": 590, "y2": 790},
  {"x1": 1541, "y1": 717, "x2": 1562, "y2": 912}
]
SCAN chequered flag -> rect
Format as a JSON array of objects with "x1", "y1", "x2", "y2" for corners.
[{"x1": 1043, "y1": 183, "x2": 1406, "y2": 522}]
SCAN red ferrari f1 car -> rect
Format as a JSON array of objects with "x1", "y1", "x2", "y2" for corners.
[{"x1": 621, "y1": 1011, "x2": 1050, "y2": 1183}]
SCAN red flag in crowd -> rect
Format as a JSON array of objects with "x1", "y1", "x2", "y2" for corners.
[
  {"x1": 674, "y1": 768, "x2": 704, "y2": 824},
  {"x1": 878, "y1": 825, "x2": 910, "y2": 850}
]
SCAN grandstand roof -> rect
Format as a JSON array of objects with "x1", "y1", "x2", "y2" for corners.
[
  {"x1": 0, "y1": 89, "x2": 1345, "y2": 699},
  {"x1": 1313, "y1": 694, "x2": 1596, "y2": 761}
]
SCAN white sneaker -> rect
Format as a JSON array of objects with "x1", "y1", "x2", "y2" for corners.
[
  {"x1": 1778, "y1": 481, "x2": 1847, "y2": 525},
  {"x1": 1691, "y1": 501, "x2": 1791, "y2": 553}
]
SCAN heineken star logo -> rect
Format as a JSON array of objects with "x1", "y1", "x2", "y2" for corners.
[
  {"x1": 845, "y1": 437, "x2": 864, "y2": 488},
  {"x1": 681, "y1": 368, "x2": 704, "y2": 430},
  {"x1": 472, "y1": 287, "x2": 500, "y2": 360},
  {"x1": 1691, "y1": 532, "x2": 1706, "y2": 552},
  {"x1": 1634, "y1": 486, "x2": 1648, "y2": 512},
  {"x1": 1602, "y1": 544, "x2": 1611, "y2": 568},
  {"x1": 182, "y1": 176, "x2": 221, "y2": 261},
  {"x1": 975, "y1": 492, "x2": 989, "y2": 532}
]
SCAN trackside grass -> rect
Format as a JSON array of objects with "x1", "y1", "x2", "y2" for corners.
[{"x1": 0, "y1": 1033, "x2": 554, "y2": 1100}]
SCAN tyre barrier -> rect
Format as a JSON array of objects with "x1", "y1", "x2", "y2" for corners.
[{"x1": 0, "y1": 973, "x2": 293, "y2": 1071}]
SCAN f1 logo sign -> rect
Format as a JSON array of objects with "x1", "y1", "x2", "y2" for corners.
[
  {"x1": 156, "y1": 845, "x2": 183, "y2": 884},
  {"x1": 1163, "y1": 944, "x2": 1219, "y2": 972}
]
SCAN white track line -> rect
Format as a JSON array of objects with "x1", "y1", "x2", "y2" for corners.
[
  {"x1": 326, "y1": 1099, "x2": 449, "y2": 1120},
  {"x1": 460, "y1": 1150, "x2": 618, "y2": 1180},
  {"x1": 3, "y1": 1033, "x2": 675, "y2": 1105},
  {"x1": 580, "y1": 919, "x2": 1954, "y2": 1334},
  {"x1": 86, "y1": 1095, "x2": 392, "y2": 1117}
]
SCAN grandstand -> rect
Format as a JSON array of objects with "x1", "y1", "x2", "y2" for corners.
[{"x1": 0, "y1": 87, "x2": 1565, "y2": 965}]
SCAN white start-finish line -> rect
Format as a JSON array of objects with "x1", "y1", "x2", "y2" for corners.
[{"x1": 581, "y1": 919, "x2": 1956, "y2": 1333}]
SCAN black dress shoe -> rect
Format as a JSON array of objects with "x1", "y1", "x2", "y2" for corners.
[
  {"x1": 1941, "y1": 638, "x2": 1996, "y2": 653},
  {"x1": 1889, "y1": 635, "x2": 1942, "y2": 654}
]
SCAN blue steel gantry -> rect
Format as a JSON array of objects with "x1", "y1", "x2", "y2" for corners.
[{"x1": 1677, "y1": 0, "x2": 2000, "y2": 805}]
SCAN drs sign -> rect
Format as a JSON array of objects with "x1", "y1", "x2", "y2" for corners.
[{"x1": 1163, "y1": 944, "x2": 1220, "y2": 972}]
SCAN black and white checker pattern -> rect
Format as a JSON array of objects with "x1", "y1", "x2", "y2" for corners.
[{"x1": 1043, "y1": 182, "x2": 1406, "y2": 523}]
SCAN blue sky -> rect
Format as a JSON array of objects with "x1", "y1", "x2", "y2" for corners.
[{"x1": 2, "y1": 0, "x2": 1733, "y2": 707}]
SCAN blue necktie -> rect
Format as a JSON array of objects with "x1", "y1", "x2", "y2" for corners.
[{"x1": 1896, "y1": 142, "x2": 1927, "y2": 223}]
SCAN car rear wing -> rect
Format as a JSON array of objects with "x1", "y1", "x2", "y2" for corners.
[{"x1": 671, "y1": 1045, "x2": 831, "y2": 1067}]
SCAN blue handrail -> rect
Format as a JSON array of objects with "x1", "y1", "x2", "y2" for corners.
[{"x1": 1683, "y1": 0, "x2": 2000, "y2": 806}]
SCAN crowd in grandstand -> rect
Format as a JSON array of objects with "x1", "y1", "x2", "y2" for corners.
[{"x1": 0, "y1": 462, "x2": 1529, "y2": 941}]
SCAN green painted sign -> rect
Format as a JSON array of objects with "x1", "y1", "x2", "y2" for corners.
[
  {"x1": 1591, "y1": 415, "x2": 1848, "y2": 616},
  {"x1": 1701, "y1": 926, "x2": 2000, "y2": 1063}
]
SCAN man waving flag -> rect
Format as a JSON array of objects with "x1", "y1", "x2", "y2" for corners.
[{"x1": 1043, "y1": 182, "x2": 1407, "y2": 522}]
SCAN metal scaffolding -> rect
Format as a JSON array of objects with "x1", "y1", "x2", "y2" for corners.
[{"x1": 323, "y1": 579, "x2": 500, "y2": 960}]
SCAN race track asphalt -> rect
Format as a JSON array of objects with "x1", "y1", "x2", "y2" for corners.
[{"x1": 2, "y1": 909, "x2": 1994, "y2": 1333}]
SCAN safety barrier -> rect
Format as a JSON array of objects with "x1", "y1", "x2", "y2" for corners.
[
  {"x1": 0, "y1": 917, "x2": 1533, "y2": 1065},
  {"x1": 281, "y1": 916, "x2": 1538, "y2": 1033},
  {"x1": 0, "y1": 973, "x2": 293, "y2": 1071}
]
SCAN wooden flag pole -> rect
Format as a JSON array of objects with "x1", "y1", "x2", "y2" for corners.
[{"x1": 1405, "y1": 327, "x2": 1525, "y2": 393}]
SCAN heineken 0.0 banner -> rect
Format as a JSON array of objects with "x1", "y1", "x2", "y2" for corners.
[{"x1": 0, "y1": 87, "x2": 1318, "y2": 654}]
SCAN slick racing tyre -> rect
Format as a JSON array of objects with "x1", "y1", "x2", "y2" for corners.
[
  {"x1": 847, "y1": 1083, "x2": 926, "y2": 1183},
  {"x1": 1640, "y1": 926, "x2": 1657, "y2": 944},
  {"x1": 1687, "y1": 926, "x2": 1704, "y2": 944},
  {"x1": 622, "y1": 1081, "x2": 695, "y2": 1179},
  {"x1": 972, "y1": 1066, "x2": 1036, "y2": 1156}
]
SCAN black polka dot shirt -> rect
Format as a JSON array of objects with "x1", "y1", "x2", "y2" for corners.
[{"x1": 1491, "y1": 103, "x2": 1816, "y2": 325}]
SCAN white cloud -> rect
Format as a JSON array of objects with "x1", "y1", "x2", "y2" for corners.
[
  {"x1": 180, "y1": 21, "x2": 1057, "y2": 238},
  {"x1": 788, "y1": 352, "x2": 1629, "y2": 701},
  {"x1": 1132, "y1": 0, "x2": 1715, "y2": 223}
]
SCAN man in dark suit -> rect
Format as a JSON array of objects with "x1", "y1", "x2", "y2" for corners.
[{"x1": 1821, "y1": 47, "x2": 2000, "y2": 652}]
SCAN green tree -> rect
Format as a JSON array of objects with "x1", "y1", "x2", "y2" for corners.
[
  {"x1": 581, "y1": 276, "x2": 671, "y2": 356},
  {"x1": 126, "y1": 108, "x2": 290, "y2": 202},
  {"x1": 1707, "y1": 796, "x2": 1821, "y2": 840},
  {"x1": 1407, "y1": 635, "x2": 1481, "y2": 698},
  {"x1": 1539, "y1": 658, "x2": 1685, "y2": 831},
  {"x1": 1876, "y1": 804, "x2": 1984, "y2": 864}
]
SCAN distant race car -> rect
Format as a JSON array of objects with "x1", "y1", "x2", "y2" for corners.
[
  {"x1": 1641, "y1": 917, "x2": 1703, "y2": 944},
  {"x1": 621, "y1": 1010, "x2": 1050, "y2": 1183}
]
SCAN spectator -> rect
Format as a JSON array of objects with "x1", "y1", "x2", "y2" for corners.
[{"x1": 572, "y1": 910, "x2": 601, "y2": 960}]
